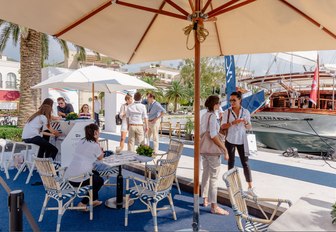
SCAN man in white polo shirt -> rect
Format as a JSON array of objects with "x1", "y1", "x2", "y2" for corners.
[{"x1": 126, "y1": 92, "x2": 148, "y2": 152}]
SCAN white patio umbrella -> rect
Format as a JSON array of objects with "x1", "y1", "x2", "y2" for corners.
[
  {"x1": 2, "y1": 0, "x2": 336, "y2": 230},
  {"x1": 32, "y1": 65, "x2": 155, "y2": 116}
]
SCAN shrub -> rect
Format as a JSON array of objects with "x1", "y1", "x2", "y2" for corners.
[
  {"x1": 0, "y1": 126, "x2": 22, "y2": 141},
  {"x1": 136, "y1": 144, "x2": 154, "y2": 157}
]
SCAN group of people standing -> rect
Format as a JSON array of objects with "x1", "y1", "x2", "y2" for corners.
[{"x1": 118, "y1": 92, "x2": 166, "y2": 153}]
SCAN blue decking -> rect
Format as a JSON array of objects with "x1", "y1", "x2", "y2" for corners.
[{"x1": 0, "y1": 169, "x2": 237, "y2": 231}]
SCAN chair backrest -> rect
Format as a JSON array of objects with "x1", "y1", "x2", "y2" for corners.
[
  {"x1": 166, "y1": 139, "x2": 183, "y2": 160},
  {"x1": 35, "y1": 158, "x2": 61, "y2": 192},
  {"x1": 155, "y1": 158, "x2": 179, "y2": 192},
  {"x1": 223, "y1": 167, "x2": 248, "y2": 216}
]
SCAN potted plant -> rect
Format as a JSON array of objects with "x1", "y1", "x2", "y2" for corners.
[
  {"x1": 185, "y1": 118, "x2": 194, "y2": 140},
  {"x1": 65, "y1": 112, "x2": 79, "y2": 121},
  {"x1": 136, "y1": 144, "x2": 154, "y2": 157}
]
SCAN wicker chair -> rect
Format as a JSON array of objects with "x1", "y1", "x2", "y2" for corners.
[
  {"x1": 35, "y1": 158, "x2": 93, "y2": 232},
  {"x1": 223, "y1": 168, "x2": 292, "y2": 232},
  {"x1": 125, "y1": 158, "x2": 179, "y2": 232},
  {"x1": 145, "y1": 139, "x2": 183, "y2": 194}
]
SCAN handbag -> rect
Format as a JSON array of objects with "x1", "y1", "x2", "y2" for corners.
[
  {"x1": 115, "y1": 114, "x2": 122, "y2": 125},
  {"x1": 244, "y1": 132, "x2": 258, "y2": 157},
  {"x1": 200, "y1": 113, "x2": 225, "y2": 156},
  {"x1": 219, "y1": 109, "x2": 230, "y2": 137}
]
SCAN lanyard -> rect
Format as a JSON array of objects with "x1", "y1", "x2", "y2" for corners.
[{"x1": 230, "y1": 107, "x2": 244, "y2": 120}]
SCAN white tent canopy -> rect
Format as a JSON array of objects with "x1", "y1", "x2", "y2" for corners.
[{"x1": 32, "y1": 66, "x2": 156, "y2": 92}]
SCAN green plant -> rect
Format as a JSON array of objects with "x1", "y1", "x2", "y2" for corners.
[
  {"x1": 0, "y1": 126, "x2": 23, "y2": 141},
  {"x1": 65, "y1": 112, "x2": 78, "y2": 121},
  {"x1": 185, "y1": 118, "x2": 194, "y2": 135},
  {"x1": 136, "y1": 144, "x2": 154, "y2": 157},
  {"x1": 332, "y1": 202, "x2": 336, "y2": 224}
]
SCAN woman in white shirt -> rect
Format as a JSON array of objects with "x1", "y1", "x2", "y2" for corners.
[
  {"x1": 119, "y1": 94, "x2": 133, "y2": 150},
  {"x1": 200, "y1": 95, "x2": 229, "y2": 215},
  {"x1": 22, "y1": 104, "x2": 59, "y2": 159},
  {"x1": 65, "y1": 123, "x2": 104, "y2": 208},
  {"x1": 221, "y1": 92, "x2": 255, "y2": 196}
]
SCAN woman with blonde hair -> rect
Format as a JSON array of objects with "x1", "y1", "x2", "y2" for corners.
[
  {"x1": 119, "y1": 94, "x2": 133, "y2": 150},
  {"x1": 22, "y1": 104, "x2": 59, "y2": 159},
  {"x1": 79, "y1": 104, "x2": 91, "y2": 118}
]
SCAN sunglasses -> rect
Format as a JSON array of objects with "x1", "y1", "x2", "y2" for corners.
[{"x1": 229, "y1": 99, "x2": 237, "y2": 103}]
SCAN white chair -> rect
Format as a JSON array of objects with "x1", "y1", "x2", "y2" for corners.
[
  {"x1": 13, "y1": 142, "x2": 40, "y2": 184},
  {"x1": 145, "y1": 139, "x2": 183, "y2": 194},
  {"x1": 35, "y1": 158, "x2": 93, "y2": 232},
  {"x1": 0, "y1": 139, "x2": 15, "y2": 179},
  {"x1": 125, "y1": 158, "x2": 179, "y2": 232}
]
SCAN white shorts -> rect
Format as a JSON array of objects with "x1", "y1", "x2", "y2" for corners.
[{"x1": 121, "y1": 121, "x2": 128, "y2": 132}]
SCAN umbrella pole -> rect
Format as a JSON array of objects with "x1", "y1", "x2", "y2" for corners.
[
  {"x1": 192, "y1": 1, "x2": 201, "y2": 231},
  {"x1": 92, "y1": 83, "x2": 95, "y2": 120}
]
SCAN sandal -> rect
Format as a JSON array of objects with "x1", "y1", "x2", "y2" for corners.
[
  {"x1": 211, "y1": 206, "x2": 229, "y2": 216},
  {"x1": 77, "y1": 202, "x2": 89, "y2": 212},
  {"x1": 92, "y1": 200, "x2": 102, "y2": 207},
  {"x1": 202, "y1": 198, "x2": 209, "y2": 207}
]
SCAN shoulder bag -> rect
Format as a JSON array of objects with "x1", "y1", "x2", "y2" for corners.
[
  {"x1": 219, "y1": 109, "x2": 230, "y2": 137},
  {"x1": 200, "y1": 113, "x2": 225, "y2": 156}
]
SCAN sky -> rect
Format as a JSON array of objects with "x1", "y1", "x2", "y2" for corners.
[{"x1": 2, "y1": 38, "x2": 336, "y2": 76}]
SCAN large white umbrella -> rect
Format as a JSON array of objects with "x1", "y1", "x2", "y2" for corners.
[
  {"x1": 32, "y1": 65, "x2": 155, "y2": 116},
  {"x1": 2, "y1": 1, "x2": 336, "y2": 230}
]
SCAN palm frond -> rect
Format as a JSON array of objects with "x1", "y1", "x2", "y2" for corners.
[
  {"x1": 41, "y1": 33, "x2": 49, "y2": 61},
  {"x1": 11, "y1": 24, "x2": 20, "y2": 46},
  {"x1": 74, "y1": 44, "x2": 86, "y2": 61},
  {"x1": 54, "y1": 38, "x2": 69, "y2": 58},
  {"x1": 93, "y1": 51, "x2": 101, "y2": 60},
  {"x1": 0, "y1": 24, "x2": 12, "y2": 52}
]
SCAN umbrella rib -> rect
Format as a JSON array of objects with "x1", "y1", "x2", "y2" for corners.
[
  {"x1": 127, "y1": 1, "x2": 166, "y2": 64},
  {"x1": 188, "y1": 0, "x2": 195, "y2": 12},
  {"x1": 115, "y1": 0, "x2": 187, "y2": 20},
  {"x1": 201, "y1": 0, "x2": 213, "y2": 13},
  {"x1": 279, "y1": 0, "x2": 336, "y2": 40},
  {"x1": 164, "y1": 0, "x2": 190, "y2": 16},
  {"x1": 54, "y1": 1, "x2": 112, "y2": 37},
  {"x1": 208, "y1": 0, "x2": 256, "y2": 18},
  {"x1": 206, "y1": 0, "x2": 240, "y2": 16},
  {"x1": 210, "y1": 3, "x2": 223, "y2": 56}
]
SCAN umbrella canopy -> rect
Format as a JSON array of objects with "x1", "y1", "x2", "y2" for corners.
[
  {"x1": 32, "y1": 66, "x2": 156, "y2": 92},
  {"x1": 2, "y1": 1, "x2": 336, "y2": 230},
  {"x1": 0, "y1": 0, "x2": 336, "y2": 63}
]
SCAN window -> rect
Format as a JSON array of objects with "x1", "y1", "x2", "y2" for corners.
[
  {"x1": 0, "y1": 73, "x2": 2, "y2": 88},
  {"x1": 6, "y1": 73, "x2": 17, "y2": 89}
]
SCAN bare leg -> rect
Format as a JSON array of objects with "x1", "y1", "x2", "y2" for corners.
[{"x1": 120, "y1": 131, "x2": 127, "y2": 150}]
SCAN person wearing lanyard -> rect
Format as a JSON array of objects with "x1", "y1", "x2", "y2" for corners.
[
  {"x1": 146, "y1": 93, "x2": 166, "y2": 154},
  {"x1": 220, "y1": 91, "x2": 256, "y2": 196},
  {"x1": 126, "y1": 92, "x2": 148, "y2": 152}
]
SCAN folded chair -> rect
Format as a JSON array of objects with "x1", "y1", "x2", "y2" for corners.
[
  {"x1": 125, "y1": 158, "x2": 179, "y2": 232},
  {"x1": 145, "y1": 139, "x2": 183, "y2": 194},
  {"x1": 0, "y1": 139, "x2": 15, "y2": 179},
  {"x1": 223, "y1": 168, "x2": 292, "y2": 232},
  {"x1": 35, "y1": 158, "x2": 93, "y2": 232},
  {"x1": 13, "y1": 142, "x2": 40, "y2": 184}
]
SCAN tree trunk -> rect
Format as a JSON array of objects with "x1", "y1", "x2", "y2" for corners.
[
  {"x1": 17, "y1": 29, "x2": 42, "y2": 127},
  {"x1": 174, "y1": 97, "x2": 178, "y2": 112}
]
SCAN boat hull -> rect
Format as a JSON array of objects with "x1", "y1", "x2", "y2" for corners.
[{"x1": 252, "y1": 111, "x2": 336, "y2": 153}]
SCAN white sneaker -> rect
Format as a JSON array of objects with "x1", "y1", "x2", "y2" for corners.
[{"x1": 246, "y1": 187, "x2": 258, "y2": 197}]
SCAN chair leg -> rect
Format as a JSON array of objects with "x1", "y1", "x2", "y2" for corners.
[
  {"x1": 175, "y1": 176, "x2": 181, "y2": 195},
  {"x1": 13, "y1": 162, "x2": 27, "y2": 181},
  {"x1": 89, "y1": 177, "x2": 93, "y2": 220},
  {"x1": 56, "y1": 201, "x2": 64, "y2": 232},
  {"x1": 125, "y1": 179, "x2": 129, "y2": 227},
  {"x1": 39, "y1": 195, "x2": 50, "y2": 222},
  {"x1": 4, "y1": 161, "x2": 10, "y2": 179},
  {"x1": 152, "y1": 202, "x2": 158, "y2": 232},
  {"x1": 168, "y1": 193, "x2": 177, "y2": 220},
  {"x1": 25, "y1": 161, "x2": 35, "y2": 184}
]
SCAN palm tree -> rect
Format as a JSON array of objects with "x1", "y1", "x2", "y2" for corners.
[
  {"x1": 137, "y1": 76, "x2": 165, "y2": 102},
  {"x1": 0, "y1": 20, "x2": 88, "y2": 126},
  {"x1": 165, "y1": 81, "x2": 187, "y2": 112}
]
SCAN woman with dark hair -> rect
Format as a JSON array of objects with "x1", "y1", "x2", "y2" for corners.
[
  {"x1": 22, "y1": 104, "x2": 59, "y2": 159},
  {"x1": 200, "y1": 95, "x2": 229, "y2": 215},
  {"x1": 220, "y1": 92, "x2": 255, "y2": 196},
  {"x1": 65, "y1": 123, "x2": 104, "y2": 208},
  {"x1": 79, "y1": 104, "x2": 91, "y2": 118},
  {"x1": 40, "y1": 98, "x2": 61, "y2": 120}
]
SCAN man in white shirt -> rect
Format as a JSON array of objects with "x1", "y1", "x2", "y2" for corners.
[
  {"x1": 94, "y1": 96, "x2": 101, "y2": 126},
  {"x1": 126, "y1": 92, "x2": 148, "y2": 152}
]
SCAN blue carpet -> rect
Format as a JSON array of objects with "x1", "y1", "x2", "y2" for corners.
[
  {"x1": 0, "y1": 169, "x2": 237, "y2": 231},
  {"x1": 101, "y1": 133, "x2": 336, "y2": 188}
]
